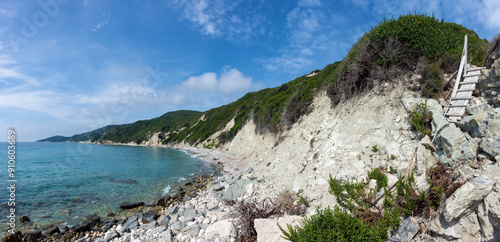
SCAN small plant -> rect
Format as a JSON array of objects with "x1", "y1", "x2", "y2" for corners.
[
  {"x1": 371, "y1": 145, "x2": 379, "y2": 152},
  {"x1": 358, "y1": 154, "x2": 362, "y2": 160},
  {"x1": 389, "y1": 166, "x2": 397, "y2": 174},
  {"x1": 296, "y1": 189, "x2": 309, "y2": 207},
  {"x1": 368, "y1": 168, "x2": 389, "y2": 192},
  {"x1": 390, "y1": 154, "x2": 396, "y2": 160},
  {"x1": 410, "y1": 100, "x2": 433, "y2": 136}
]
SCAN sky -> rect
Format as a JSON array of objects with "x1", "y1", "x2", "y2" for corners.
[{"x1": 0, "y1": 0, "x2": 499, "y2": 142}]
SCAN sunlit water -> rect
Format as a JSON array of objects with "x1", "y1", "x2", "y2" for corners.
[{"x1": 0, "y1": 142, "x2": 213, "y2": 229}]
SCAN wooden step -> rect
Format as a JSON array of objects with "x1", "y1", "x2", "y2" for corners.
[
  {"x1": 460, "y1": 80, "x2": 478, "y2": 84},
  {"x1": 467, "y1": 67, "x2": 485, "y2": 71},
  {"x1": 457, "y1": 88, "x2": 476, "y2": 92},
  {"x1": 463, "y1": 72, "x2": 481, "y2": 77},
  {"x1": 451, "y1": 96, "x2": 473, "y2": 101},
  {"x1": 449, "y1": 104, "x2": 469, "y2": 108}
]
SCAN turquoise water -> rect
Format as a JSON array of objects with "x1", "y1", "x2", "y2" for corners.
[{"x1": 0, "y1": 142, "x2": 213, "y2": 227}]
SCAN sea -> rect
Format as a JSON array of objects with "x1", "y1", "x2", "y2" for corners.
[{"x1": 0, "y1": 142, "x2": 214, "y2": 230}]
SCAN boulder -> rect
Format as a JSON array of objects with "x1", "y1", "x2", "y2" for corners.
[
  {"x1": 204, "y1": 219, "x2": 236, "y2": 240},
  {"x1": 19, "y1": 215, "x2": 30, "y2": 223},
  {"x1": 439, "y1": 126, "x2": 467, "y2": 155},
  {"x1": 480, "y1": 137, "x2": 500, "y2": 158},
  {"x1": 466, "y1": 103, "x2": 491, "y2": 116},
  {"x1": 389, "y1": 217, "x2": 418, "y2": 241},
  {"x1": 44, "y1": 226, "x2": 61, "y2": 235},
  {"x1": 430, "y1": 211, "x2": 482, "y2": 241},
  {"x1": 443, "y1": 177, "x2": 494, "y2": 222},
  {"x1": 2, "y1": 232, "x2": 22, "y2": 242},
  {"x1": 158, "y1": 228, "x2": 174, "y2": 242},
  {"x1": 120, "y1": 201, "x2": 144, "y2": 209},
  {"x1": 120, "y1": 215, "x2": 139, "y2": 233},
  {"x1": 181, "y1": 224, "x2": 201, "y2": 238},
  {"x1": 486, "y1": 119, "x2": 500, "y2": 137},
  {"x1": 21, "y1": 230, "x2": 42, "y2": 242},
  {"x1": 415, "y1": 136, "x2": 437, "y2": 176},
  {"x1": 460, "y1": 111, "x2": 489, "y2": 138},
  {"x1": 103, "y1": 229, "x2": 120, "y2": 242},
  {"x1": 255, "y1": 216, "x2": 303, "y2": 242},
  {"x1": 221, "y1": 179, "x2": 254, "y2": 201},
  {"x1": 450, "y1": 138, "x2": 479, "y2": 163}
]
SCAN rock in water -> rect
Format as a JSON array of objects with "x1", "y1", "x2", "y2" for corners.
[
  {"x1": 19, "y1": 215, "x2": 30, "y2": 223},
  {"x1": 120, "y1": 201, "x2": 144, "y2": 209}
]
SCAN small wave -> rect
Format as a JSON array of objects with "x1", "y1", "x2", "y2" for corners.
[
  {"x1": 177, "y1": 177, "x2": 187, "y2": 182},
  {"x1": 189, "y1": 173, "x2": 194, "y2": 176},
  {"x1": 162, "y1": 185, "x2": 171, "y2": 195}
]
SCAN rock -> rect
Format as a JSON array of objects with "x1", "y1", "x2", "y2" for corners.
[
  {"x1": 120, "y1": 201, "x2": 144, "y2": 209},
  {"x1": 44, "y1": 226, "x2": 61, "y2": 235},
  {"x1": 182, "y1": 224, "x2": 201, "y2": 238},
  {"x1": 206, "y1": 199, "x2": 219, "y2": 211},
  {"x1": 180, "y1": 208, "x2": 200, "y2": 218},
  {"x1": 430, "y1": 211, "x2": 482, "y2": 241},
  {"x1": 121, "y1": 215, "x2": 139, "y2": 233},
  {"x1": 21, "y1": 230, "x2": 42, "y2": 242},
  {"x1": 139, "y1": 221, "x2": 157, "y2": 231},
  {"x1": 466, "y1": 103, "x2": 491, "y2": 116},
  {"x1": 153, "y1": 226, "x2": 167, "y2": 234},
  {"x1": 450, "y1": 138, "x2": 479, "y2": 163},
  {"x1": 460, "y1": 111, "x2": 489, "y2": 138},
  {"x1": 246, "y1": 167, "x2": 253, "y2": 173},
  {"x1": 19, "y1": 215, "x2": 30, "y2": 223},
  {"x1": 476, "y1": 199, "x2": 498, "y2": 241},
  {"x1": 158, "y1": 228, "x2": 174, "y2": 242},
  {"x1": 157, "y1": 214, "x2": 170, "y2": 226},
  {"x1": 415, "y1": 175, "x2": 430, "y2": 191},
  {"x1": 453, "y1": 165, "x2": 475, "y2": 183},
  {"x1": 415, "y1": 137, "x2": 437, "y2": 176},
  {"x1": 440, "y1": 126, "x2": 467, "y2": 155},
  {"x1": 142, "y1": 210, "x2": 158, "y2": 222},
  {"x1": 221, "y1": 179, "x2": 254, "y2": 201},
  {"x1": 104, "y1": 229, "x2": 120, "y2": 242},
  {"x1": 212, "y1": 184, "x2": 224, "y2": 192},
  {"x1": 204, "y1": 219, "x2": 236, "y2": 240},
  {"x1": 170, "y1": 221, "x2": 184, "y2": 232},
  {"x1": 255, "y1": 216, "x2": 303, "y2": 242},
  {"x1": 2, "y1": 232, "x2": 22, "y2": 242},
  {"x1": 443, "y1": 176, "x2": 494, "y2": 222},
  {"x1": 486, "y1": 119, "x2": 500, "y2": 137},
  {"x1": 401, "y1": 98, "x2": 423, "y2": 112},
  {"x1": 480, "y1": 137, "x2": 500, "y2": 158},
  {"x1": 389, "y1": 217, "x2": 418, "y2": 242},
  {"x1": 155, "y1": 196, "x2": 170, "y2": 206},
  {"x1": 165, "y1": 205, "x2": 179, "y2": 214}
]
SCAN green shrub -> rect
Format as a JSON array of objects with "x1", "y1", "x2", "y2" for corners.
[
  {"x1": 410, "y1": 100, "x2": 433, "y2": 136},
  {"x1": 368, "y1": 168, "x2": 389, "y2": 192},
  {"x1": 296, "y1": 189, "x2": 310, "y2": 207},
  {"x1": 371, "y1": 144, "x2": 379, "y2": 152},
  {"x1": 279, "y1": 206, "x2": 383, "y2": 242}
]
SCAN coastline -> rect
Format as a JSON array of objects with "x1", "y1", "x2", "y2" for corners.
[{"x1": 5, "y1": 143, "x2": 285, "y2": 242}]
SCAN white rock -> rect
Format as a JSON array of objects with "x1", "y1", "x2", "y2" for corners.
[
  {"x1": 443, "y1": 177, "x2": 494, "y2": 222},
  {"x1": 204, "y1": 220, "x2": 236, "y2": 240},
  {"x1": 254, "y1": 216, "x2": 303, "y2": 242}
]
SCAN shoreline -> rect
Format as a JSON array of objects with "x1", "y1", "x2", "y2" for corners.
[{"x1": 4, "y1": 143, "x2": 270, "y2": 241}]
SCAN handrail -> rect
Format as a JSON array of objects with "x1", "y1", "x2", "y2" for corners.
[{"x1": 450, "y1": 35, "x2": 468, "y2": 99}]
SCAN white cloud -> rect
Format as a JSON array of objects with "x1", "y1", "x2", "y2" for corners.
[
  {"x1": 297, "y1": 0, "x2": 322, "y2": 8},
  {"x1": 180, "y1": 66, "x2": 258, "y2": 94},
  {"x1": 0, "y1": 2, "x2": 17, "y2": 18},
  {"x1": 168, "y1": 0, "x2": 267, "y2": 41},
  {"x1": 92, "y1": 12, "x2": 111, "y2": 31}
]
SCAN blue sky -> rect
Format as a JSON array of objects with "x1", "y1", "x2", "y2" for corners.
[{"x1": 0, "y1": 0, "x2": 499, "y2": 142}]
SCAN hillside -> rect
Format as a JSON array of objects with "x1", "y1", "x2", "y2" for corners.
[{"x1": 39, "y1": 14, "x2": 488, "y2": 147}]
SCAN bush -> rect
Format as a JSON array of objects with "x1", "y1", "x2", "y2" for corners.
[
  {"x1": 368, "y1": 168, "x2": 389, "y2": 192},
  {"x1": 410, "y1": 100, "x2": 433, "y2": 136},
  {"x1": 279, "y1": 206, "x2": 383, "y2": 242}
]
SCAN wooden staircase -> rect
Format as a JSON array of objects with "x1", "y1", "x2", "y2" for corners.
[{"x1": 444, "y1": 35, "x2": 484, "y2": 123}]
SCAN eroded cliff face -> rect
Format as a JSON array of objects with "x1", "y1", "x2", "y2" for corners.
[{"x1": 226, "y1": 75, "x2": 422, "y2": 204}]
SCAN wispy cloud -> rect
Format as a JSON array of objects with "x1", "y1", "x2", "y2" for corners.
[
  {"x1": 91, "y1": 11, "x2": 110, "y2": 31},
  {"x1": 168, "y1": 0, "x2": 267, "y2": 42},
  {"x1": 0, "y1": 2, "x2": 17, "y2": 18}
]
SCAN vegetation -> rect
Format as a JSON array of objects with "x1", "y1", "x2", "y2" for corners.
[
  {"x1": 39, "y1": 14, "x2": 487, "y2": 147},
  {"x1": 410, "y1": 100, "x2": 433, "y2": 136},
  {"x1": 280, "y1": 161, "x2": 465, "y2": 241}
]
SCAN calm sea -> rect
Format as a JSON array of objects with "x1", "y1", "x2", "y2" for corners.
[{"x1": 0, "y1": 142, "x2": 213, "y2": 228}]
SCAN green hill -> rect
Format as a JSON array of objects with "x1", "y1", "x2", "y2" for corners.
[{"x1": 39, "y1": 14, "x2": 489, "y2": 146}]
